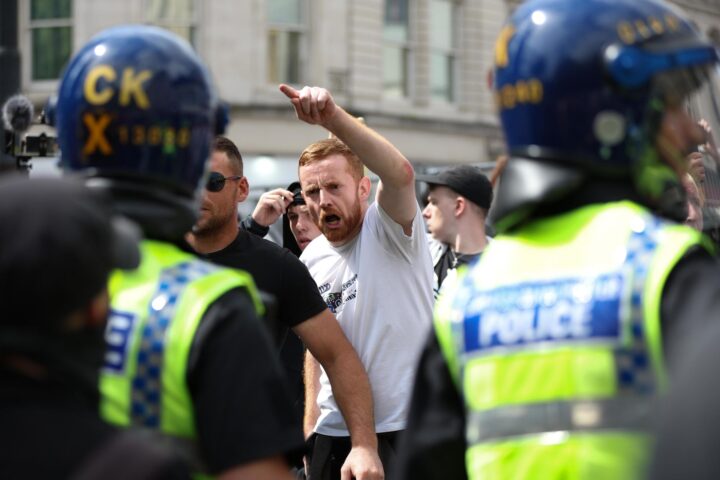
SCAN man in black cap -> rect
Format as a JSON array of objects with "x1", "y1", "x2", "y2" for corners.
[
  {"x1": 282, "y1": 181, "x2": 323, "y2": 256},
  {"x1": 0, "y1": 176, "x2": 186, "y2": 479},
  {"x1": 417, "y1": 165, "x2": 493, "y2": 293}
]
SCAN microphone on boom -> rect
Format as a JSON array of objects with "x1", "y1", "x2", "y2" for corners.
[{"x1": 2, "y1": 95, "x2": 35, "y2": 133}]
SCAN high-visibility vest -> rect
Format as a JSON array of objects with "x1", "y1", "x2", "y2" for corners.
[
  {"x1": 434, "y1": 201, "x2": 709, "y2": 479},
  {"x1": 100, "y1": 240, "x2": 261, "y2": 466}
]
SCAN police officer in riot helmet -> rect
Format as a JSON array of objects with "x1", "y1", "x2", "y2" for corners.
[
  {"x1": 396, "y1": 0, "x2": 720, "y2": 479},
  {"x1": 52, "y1": 26, "x2": 302, "y2": 479}
]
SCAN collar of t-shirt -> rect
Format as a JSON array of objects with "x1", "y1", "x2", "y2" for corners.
[{"x1": 435, "y1": 248, "x2": 483, "y2": 290}]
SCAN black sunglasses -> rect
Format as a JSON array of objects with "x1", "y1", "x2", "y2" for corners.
[{"x1": 206, "y1": 172, "x2": 242, "y2": 192}]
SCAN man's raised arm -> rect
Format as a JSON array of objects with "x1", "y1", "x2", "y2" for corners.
[{"x1": 280, "y1": 84, "x2": 418, "y2": 234}]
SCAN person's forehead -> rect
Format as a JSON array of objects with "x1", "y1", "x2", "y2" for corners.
[
  {"x1": 210, "y1": 150, "x2": 233, "y2": 171},
  {"x1": 428, "y1": 185, "x2": 457, "y2": 199},
  {"x1": 288, "y1": 204, "x2": 309, "y2": 214},
  {"x1": 300, "y1": 155, "x2": 353, "y2": 182}
]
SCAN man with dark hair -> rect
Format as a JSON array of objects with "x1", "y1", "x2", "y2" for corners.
[
  {"x1": 417, "y1": 165, "x2": 493, "y2": 293},
  {"x1": 0, "y1": 176, "x2": 186, "y2": 479},
  {"x1": 190, "y1": 137, "x2": 251, "y2": 247},
  {"x1": 284, "y1": 181, "x2": 323, "y2": 255},
  {"x1": 186, "y1": 135, "x2": 381, "y2": 480}
]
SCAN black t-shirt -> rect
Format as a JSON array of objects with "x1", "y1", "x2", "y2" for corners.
[
  {"x1": 187, "y1": 288, "x2": 304, "y2": 474},
  {"x1": 203, "y1": 231, "x2": 323, "y2": 467},
  {"x1": 435, "y1": 248, "x2": 482, "y2": 291},
  {"x1": 204, "y1": 230, "x2": 327, "y2": 339},
  {"x1": 394, "y1": 248, "x2": 720, "y2": 480}
]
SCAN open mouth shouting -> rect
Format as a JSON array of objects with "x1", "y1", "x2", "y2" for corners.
[
  {"x1": 317, "y1": 203, "x2": 362, "y2": 244},
  {"x1": 323, "y1": 213, "x2": 342, "y2": 229}
]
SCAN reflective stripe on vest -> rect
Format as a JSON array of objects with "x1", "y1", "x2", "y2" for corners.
[{"x1": 466, "y1": 396, "x2": 651, "y2": 444}]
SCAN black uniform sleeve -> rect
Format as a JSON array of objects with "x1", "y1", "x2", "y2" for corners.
[
  {"x1": 278, "y1": 250, "x2": 327, "y2": 328},
  {"x1": 394, "y1": 332, "x2": 469, "y2": 480},
  {"x1": 186, "y1": 288, "x2": 304, "y2": 474},
  {"x1": 649, "y1": 323, "x2": 720, "y2": 480},
  {"x1": 659, "y1": 247, "x2": 720, "y2": 368},
  {"x1": 650, "y1": 250, "x2": 720, "y2": 479}
]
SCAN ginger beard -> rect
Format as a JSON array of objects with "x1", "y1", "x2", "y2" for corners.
[{"x1": 313, "y1": 195, "x2": 363, "y2": 244}]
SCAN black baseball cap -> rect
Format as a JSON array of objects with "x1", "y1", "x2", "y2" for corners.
[
  {"x1": 0, "y1": 176, "x2": 141, "y2": 328},
  {"x1": 416, "y1": 165, "x2": 493, "y2": 209},
  {"x1": 287, "y1": 181, "x2": 305, "y2": 207}
]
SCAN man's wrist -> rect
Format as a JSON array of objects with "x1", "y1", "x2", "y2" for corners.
[
  {"x1": 350, "y1": 432, "x2": 379, "y2": 450},
  {"x1": 240, "y1": 214, "x2": 270, "y2": 237},
  {"x1": 322, "y1": 106, "x2": 347, "y2": 133}
]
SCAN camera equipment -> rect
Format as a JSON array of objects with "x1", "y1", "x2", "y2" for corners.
[{"x1": 2, "y1": 95, "x2": 58, "y2": 173}]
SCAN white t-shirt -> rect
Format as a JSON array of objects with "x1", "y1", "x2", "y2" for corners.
[{"x1": 300, "y1": 202, "x2": 434, "y2": 436}]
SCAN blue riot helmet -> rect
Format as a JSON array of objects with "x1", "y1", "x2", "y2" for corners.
[
  {"x1": 54, "y1": 25, "x2": 227, "y2": 239},
  {"x1": 490, "y1": 0, "x2": 719, "y2": 231}
]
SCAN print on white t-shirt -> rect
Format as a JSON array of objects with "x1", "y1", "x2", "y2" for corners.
[{"x1": 301, "y1": 203, "x2": 434, "y2": 436}]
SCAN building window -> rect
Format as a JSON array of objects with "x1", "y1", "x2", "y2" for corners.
[
  {"x1": 429, "y1": 0, "x2": 459, "y2": 102},
  {"x1": 30, "y1": 0, "x2": 73, "y2": 81},
  {"x1": 145, "y1": 0, "x2": 197, "y2": 46},
  {"x1": 267, "y1": 0, "x2": 307, "y2": 85},
  {"x1": 383, "y1": 0, "x2": 411, "y2": 98}
]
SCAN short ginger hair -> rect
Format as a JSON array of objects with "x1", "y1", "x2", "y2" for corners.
[{"x1": 298, "y1": 138, "x2": 363, "y2": 181}]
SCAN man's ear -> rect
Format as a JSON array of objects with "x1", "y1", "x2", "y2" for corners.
[
  {"x1": 455, "y1": 196, "x2": 467, "y2": 217},
  {"x1": 358, "y1": 176, "x2": 371, "y2": 202},
  {"x1": 237, "y1": 176, "x2": 249, "y2": 203}
]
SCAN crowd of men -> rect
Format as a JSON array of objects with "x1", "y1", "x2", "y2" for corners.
[{"x1": 3, "y1": 0, "x2": 720, "y2": 479}]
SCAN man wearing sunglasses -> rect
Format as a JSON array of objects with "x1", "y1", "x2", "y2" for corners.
[{"x1": 186, "y1": 136, "x2": 381, "y2": 480}]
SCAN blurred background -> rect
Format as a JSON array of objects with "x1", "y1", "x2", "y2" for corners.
[{"x1": 3, "y1": 0, "x2": 720, "y2": 225}]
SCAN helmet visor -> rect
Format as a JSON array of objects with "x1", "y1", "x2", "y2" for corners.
[
  {"x1": 656, "y1": 66, "x2": 720, "y2": 235},
  {"x1": 685, "y1": 67, "x2": 720, "y2": 234}
]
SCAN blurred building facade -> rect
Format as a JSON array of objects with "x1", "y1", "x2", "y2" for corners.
[{"x1": 13, "y1": 0, "x2": 720, "y2": 199}]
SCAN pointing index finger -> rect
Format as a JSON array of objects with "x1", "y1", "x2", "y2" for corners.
[{"x1": 279, "y1": 84, "x2": 299, "y2": 99}]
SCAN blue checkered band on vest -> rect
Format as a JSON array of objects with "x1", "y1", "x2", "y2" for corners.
[
  {"x1": 130, "y1": 260, "x2": 218, "y2": 428},
  {"x1": 615, "y1": 214, "x2": 661, "y2": 395}
]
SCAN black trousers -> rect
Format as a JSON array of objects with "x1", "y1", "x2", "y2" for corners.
[{"x1": 307, "y1": 431, "x2": 400, "y2": 480}]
